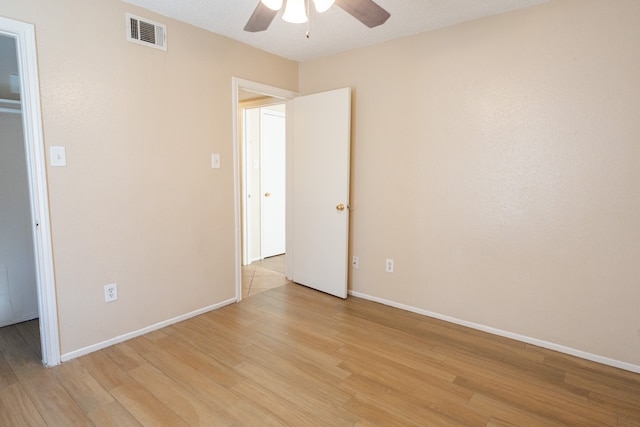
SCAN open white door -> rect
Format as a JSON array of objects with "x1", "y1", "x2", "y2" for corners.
[{"x1": 291, "y1": 87, "x2": 351, "y2": 298}]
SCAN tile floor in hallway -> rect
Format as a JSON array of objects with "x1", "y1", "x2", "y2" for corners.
[{"x1": 241, "y1": 254, "x2": 290, "y2": 298}]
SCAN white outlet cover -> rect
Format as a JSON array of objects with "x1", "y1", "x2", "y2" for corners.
[{"x1": 104, "y1": 283, "x2": 118, "y2": 303}]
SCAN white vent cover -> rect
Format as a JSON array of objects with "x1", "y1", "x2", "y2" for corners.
[{"x1": 126, "y1": 13, "x2": 167, "y2": 51}]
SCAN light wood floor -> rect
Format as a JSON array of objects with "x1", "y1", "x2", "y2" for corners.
[{"x1": 1, "y1": 283, "x2": 640, "y2": 426}]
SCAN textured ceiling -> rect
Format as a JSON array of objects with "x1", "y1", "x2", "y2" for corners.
[{"x1": 121, "y1": 0, "x2": 549, "y2": 62}]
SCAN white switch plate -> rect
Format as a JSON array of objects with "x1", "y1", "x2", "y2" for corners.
[
  {"x1": 352, "y1": 256, "x2": 359, "y2": 269},
  {"x1": 211, "y1": 153, "x2": 221, "y2": 169},
  {"x1": 50, "y1": 146, "x2": 67, "y2": 167}
]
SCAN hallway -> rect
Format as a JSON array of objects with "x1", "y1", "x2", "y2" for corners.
[{"x1": 241, "y1": 255, "x2": 290, "y2": 298}]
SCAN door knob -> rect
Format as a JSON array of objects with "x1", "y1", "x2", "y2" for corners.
[
  {"x1": 336, "y1": 204, "x2": 345, "y2": 211},
  {"x1": 265, "y1": 192, "x2": 271, "y2": 197}
]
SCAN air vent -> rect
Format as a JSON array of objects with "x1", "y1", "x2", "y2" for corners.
[{"x1": 126, "y1": 13, "x2": 167, "y2": 51}]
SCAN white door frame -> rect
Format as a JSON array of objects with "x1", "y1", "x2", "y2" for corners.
[
  {"x1": 232, "y1": 77, "x2": 297, "y2": 301},
  {"x1": 0, "y1": 17, "x2": 60, "y2": 366}
]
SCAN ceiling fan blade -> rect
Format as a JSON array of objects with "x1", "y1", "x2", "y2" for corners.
[
  {"x1": 244, "y1": 2, "x2": 279, "y2": 32},
  {"x1": 335, "y1": 0, "x2": 390, "y2": 28}
]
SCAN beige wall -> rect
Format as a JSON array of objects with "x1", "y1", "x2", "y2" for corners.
[
  {"x1": 300, "y1": 0, "x2": 640, "y2": 367},
  {"x1": 3, "y1": 0, "x2": 297, "y2": 355}
]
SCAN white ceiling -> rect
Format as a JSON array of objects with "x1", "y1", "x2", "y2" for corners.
[{"x1": 122, "y1": 0, "x2": 549, "y2": 62}]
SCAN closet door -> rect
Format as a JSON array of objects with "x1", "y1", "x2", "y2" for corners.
[{"x1": 260, "y1": 107, "x2": 286, "y2": 258}]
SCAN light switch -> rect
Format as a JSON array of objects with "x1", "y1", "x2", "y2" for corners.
[
  {"x1": 253, "y1": 159, "x2": 259, "y2": 169},
  {"x1": 50, "y1": 146, "x2": 67, "y2": 167},
  {"x1": 211, "y1": 153, "x2": 221, "y2": 169}
]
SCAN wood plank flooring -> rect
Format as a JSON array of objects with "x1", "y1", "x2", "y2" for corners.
[{"x1": 1, "y1": 283, "x2": 639, "y2": 426}]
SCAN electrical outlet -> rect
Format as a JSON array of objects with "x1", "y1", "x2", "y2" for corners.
[
  {"x1": 352, "y1": 256, "x2": 359, "y2": 269},
  {"x1": 104, "y1": 283, "x2": 118, "y2": 303},
  {"x1": 385, "y1": 259, "x2": 394, "y2": 273}
]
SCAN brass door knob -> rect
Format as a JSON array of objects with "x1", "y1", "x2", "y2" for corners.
[
  {"x1": 336, "y1": 204, "x2": 345, "y2": 211},
  {"x1": 265, "y1": 192, "x2": 271, "y2": 197}
]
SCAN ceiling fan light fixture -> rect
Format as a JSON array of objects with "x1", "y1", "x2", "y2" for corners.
[
  {"x1": 260, "y1": 0, "x2": 283, "y2": 11},
  {"x1": 312, "y1": 0, "x2": 335, "y2": 13},
  {"x1": 244, "y1": 0, "x2": 390, "y2": 34},
  {"x1": 282, "y1": 0, "x2": 308, "y2": 23}
]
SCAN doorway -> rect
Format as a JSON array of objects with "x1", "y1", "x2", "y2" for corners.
[
  {"x1": 0, "y1": 35, "x2": 38, "y2": 328},
  {"x1": 232, "y1": 78, "x2": 297, "y2": 301},
  {"x1": 0, "y1": 17, "x2": 59, "y2": 366},
  {"x1": 243, "y1": 103, "x2": 286, "y2": 263},
  {"x1": 240, "y1": 97, "x2": 288, "y2": 298},
  {"x1": 232, "y1": 79, "x2": 352, "y2": 301}
]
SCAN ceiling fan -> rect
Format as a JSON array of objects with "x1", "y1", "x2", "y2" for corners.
[{"x1": 244, "y1": 0, "x2": 390, "y2": 32}]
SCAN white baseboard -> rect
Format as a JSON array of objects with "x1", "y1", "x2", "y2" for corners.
[
  {"x1": 60, "y1": 298, "x2": 237, "y2": 362},
  {"x1": 349, "y1": 290, "x2": 640, "y2": 374}
]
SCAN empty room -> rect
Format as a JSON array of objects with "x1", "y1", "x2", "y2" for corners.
[{"x1": 1, "y1": 0, "x2": 639, "y2": 425}]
